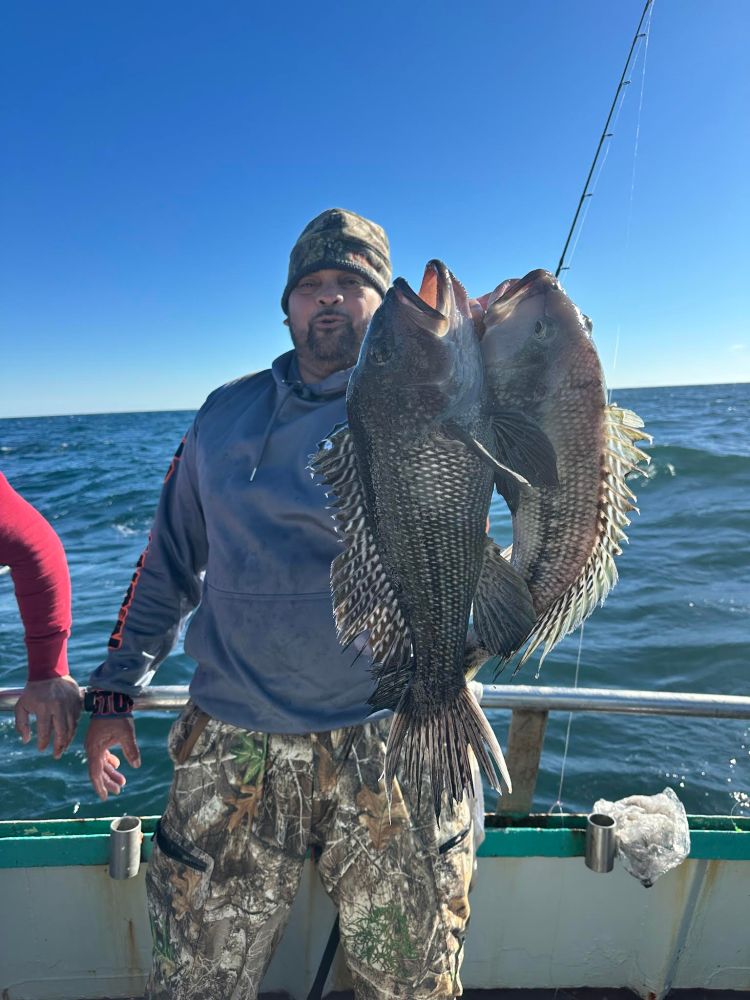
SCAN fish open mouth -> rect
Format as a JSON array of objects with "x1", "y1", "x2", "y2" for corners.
[
  {"x1": 487, "y1": 269, "x2": 558, "y2": 316},
  {"x1": 393, "y1": 260, "x2": 471, "y2": 336}
]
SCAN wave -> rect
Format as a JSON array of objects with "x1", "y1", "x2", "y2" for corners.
[{"x1": 644, "y1": 444, "x2": 750, "y2": 480}]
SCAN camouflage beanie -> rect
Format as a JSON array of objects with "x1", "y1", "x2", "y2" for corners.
[{"x1": 281, "y1": 208, "x2": 391, "y2": 314}]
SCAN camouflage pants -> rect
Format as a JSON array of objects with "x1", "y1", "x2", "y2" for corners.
[{"x1": 145, "y1": 701, "x2": 475, "y2": 1000}]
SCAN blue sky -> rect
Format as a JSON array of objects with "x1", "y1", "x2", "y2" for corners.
[{"x1": 1, "y1": 0, "x2": 748, "y2": 417}]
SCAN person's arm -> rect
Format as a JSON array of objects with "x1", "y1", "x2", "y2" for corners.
[
  {"x1": 85, "y1": 424, "x2": 208, "y2": 799},
  {"x1": 0, "y1": 474, "x2": 81, "y2": 757}
]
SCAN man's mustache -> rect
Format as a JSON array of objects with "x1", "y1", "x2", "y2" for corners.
[{"x1": 312, "y1": 308, "x2": 349, "y2": 321}]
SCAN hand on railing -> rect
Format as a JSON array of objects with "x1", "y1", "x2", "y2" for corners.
[
  {"x1": 14, "y1": 676, "x2": 82, "y2": 758},
  {"x1": 85, "y1": 717, "x2": 141, "y2": 801}
]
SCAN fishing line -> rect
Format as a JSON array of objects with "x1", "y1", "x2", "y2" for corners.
[
  {"x1": 609, "y1": 6, "x2": 653, "y2": 401},
  {"x1": 608, "y1": 325, "x2": 621, "y2": 406},
  {"x1": 548, "y1": 9, "x2": 656, "y2": 812},
  {"x1": 624, "y1": 2, "x2": 654, "y2": 251},
  {"x1": 548, "y1": 623, "x2": 585, "y2": 815},
  {"x1": 555, "y1": 0, "x2": 656, "y2": 279}
]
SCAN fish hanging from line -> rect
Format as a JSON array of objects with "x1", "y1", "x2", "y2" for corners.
[
  {"x1": 311, "y1": 261, "x2": 554, "y2": 816},
  {"x1": 478, "y1": 269, "x2": 652, "y2": 671}
]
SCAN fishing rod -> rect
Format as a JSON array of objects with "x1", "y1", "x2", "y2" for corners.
[
  {"x1": 555, "y1": 0, "x2": 655, "y2": 278},
  {"x1": 550, "y1": 0, "x2": 654, "y2": 814}
]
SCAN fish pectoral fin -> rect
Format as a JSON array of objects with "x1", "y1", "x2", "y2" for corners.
[
  {"x1": 445, "y1": 423, "x2": 533, "y2": 487},
  {"x1": 473, "y1": 536, "x2": 536, "y2": 661},
  {"x1": 490, "y1": 408, "x2": 559, "y2": 488},
  {"x1": 310, "y1": 421, "x2": 413, "y2": 679}
]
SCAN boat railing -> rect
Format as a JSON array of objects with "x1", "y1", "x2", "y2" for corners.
[{"x1": 2, "y1": 683, "x2": 749, "y2": 815}]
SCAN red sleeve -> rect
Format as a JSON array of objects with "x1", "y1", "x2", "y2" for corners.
[{"x1": 0, "y1": 474, "x2": 71, "y2": 681}]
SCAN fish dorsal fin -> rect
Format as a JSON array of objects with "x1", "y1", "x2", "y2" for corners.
[
  {"x1": 310, "y1": 424, "x2": 412, "y2": 697},
  {"x1": 515, "y1": 404, "x2": 651, "y2": 671},
  {"x1": 472, "y1": 536, "x2": 536, "y2": 662},
  {"x1": 490, "y1": 408, "x2": 559, "y2": 488}
]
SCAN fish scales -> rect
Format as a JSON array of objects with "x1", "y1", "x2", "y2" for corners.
[
  {"x1": 353, "y1": 433, "x2": 494, "y2": 700},
  {"x1": 480, "y1": 269, "x2": 651, "y2": 670},
  {"x1": 313, "y1": 261, "x2": 536, "y2": 815}
]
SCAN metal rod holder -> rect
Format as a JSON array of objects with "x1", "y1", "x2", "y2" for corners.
[
  {"x1": 109, "y1": 815, "x2": 142, "y2": 880},
  {"x1": 585, "y1": 812, "x2": 616, "y2": 873}
]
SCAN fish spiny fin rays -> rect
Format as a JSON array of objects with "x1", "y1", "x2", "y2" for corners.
[
  {"x1": 473, "y1": 536, "x2": 536, "y2": 661},
  {"x1": 515, "y1": 405, "x2": 651, "y2": 671},
  {"x1": 384, "y1": 682, "x2": 512, "y2": 818},
  {"x1": 310, "y1": 423, "x2": 412, "y2": 674}
]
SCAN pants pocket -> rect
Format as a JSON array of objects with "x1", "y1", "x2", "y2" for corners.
[
  {"x1": 146, "y1": 818, "x2": 215, "y2": 973},
  {"x1": 167, "y1": 702, "x2": 213, "y2": 764},
  {"x1": 153, "y1": 820, "x2": 211, "y2": 873}
]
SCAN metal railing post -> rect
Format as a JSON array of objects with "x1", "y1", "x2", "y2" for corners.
[{"x1": 496, "y1": 708, "x2": 549, "y2": 816}]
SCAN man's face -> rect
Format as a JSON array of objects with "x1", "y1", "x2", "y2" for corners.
[{"x1": 286, "y1": 268, "x2": 382, "y2": 379}]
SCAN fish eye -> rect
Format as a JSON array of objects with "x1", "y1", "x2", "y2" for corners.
[{"x1": 533, "y1": 319, "x2": 556, "y2": 341}]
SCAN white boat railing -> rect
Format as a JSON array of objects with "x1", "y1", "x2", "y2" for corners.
[{"x1": 2, "y1": 683, "x2": 749, "y2": 814}]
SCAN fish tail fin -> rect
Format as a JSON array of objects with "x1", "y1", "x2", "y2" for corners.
[{"x1": 384, "y1": 683, "x2": 512, "y2": 818}]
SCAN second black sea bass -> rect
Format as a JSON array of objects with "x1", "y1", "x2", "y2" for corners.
[
  {"x1": 480, "y1": 269, "x2": 651, "y2": 669},
  {"x1": 313, "y1": 261, "x2": 536, "y2": 814}
]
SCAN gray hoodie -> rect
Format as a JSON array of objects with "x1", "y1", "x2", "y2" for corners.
[{"x1": 90, "y1": 350, "x2": 375, "y2": 733}]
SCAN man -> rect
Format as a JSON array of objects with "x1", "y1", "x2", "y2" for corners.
[
  {"x1": 85, "y1": 209, "x2": 475, "y2": 1000},
  {"x1": 1, "y1": 472, "x2": 81, "y2": 756}
]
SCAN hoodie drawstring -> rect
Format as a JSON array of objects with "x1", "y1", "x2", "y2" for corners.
[{"x1": 249, "y1": 384, "x2": 295, "y2": 483}]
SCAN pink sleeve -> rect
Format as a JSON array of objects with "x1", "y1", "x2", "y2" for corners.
[{"x1": 0, "y1": 474, "x2": 71, "y2": 680}]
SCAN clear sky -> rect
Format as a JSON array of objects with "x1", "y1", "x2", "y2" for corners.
[{"x1": 1, "y1": 0, "x2": 748, "y2": 418}]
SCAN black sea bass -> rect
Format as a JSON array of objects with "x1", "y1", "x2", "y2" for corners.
[
  {"x1": 313, "y1": 261, "x2": 537, "y2": 814},
  {"x1": 480, "y1": 269, "x2": 651, "y2": 669}
]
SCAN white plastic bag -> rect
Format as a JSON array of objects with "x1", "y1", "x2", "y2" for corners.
[{"x1": 593, "y1": 786, "x2": 690, "y2": 887}]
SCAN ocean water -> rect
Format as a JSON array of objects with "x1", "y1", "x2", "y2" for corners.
[{"x1": 0, "y1": 383, "x2": 748, "y2": 821}]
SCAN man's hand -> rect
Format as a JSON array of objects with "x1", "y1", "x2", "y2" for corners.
[
  {"x1": 14, "y1": 675, "x2": 82, "y2": 758},
  {"x1": 85, "y1": 716, "x2": 141, "y2": 801}
]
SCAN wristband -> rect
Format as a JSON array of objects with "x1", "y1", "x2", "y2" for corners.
[{"x1": 84, "y1": 689, "x2": 134, "y2": 718}]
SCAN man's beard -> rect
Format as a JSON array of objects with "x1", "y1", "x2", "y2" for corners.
[{"x1": 290, "y1": 311, "x2": 365, "y2": 372}]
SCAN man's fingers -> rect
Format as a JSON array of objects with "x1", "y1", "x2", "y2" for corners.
[
  {"x1": 87, "y1": 753, "x2": 125, "y2": 800},
  {"x1": 121, "y1": 729, "x2": 142, "y2": 769},
  {"x1": 103, "y1": 760, "x2": 126, "y2": 790},
  {"x1": 52, "y1": 714, "x2": 66, "y2": 760},
  {"x1": 36, "y1": 713, "x2": 51, "y2": 752},
  {"x1": 102, "y1": 772, "x2": 123, "y2": 795},
  {"x1": 61, "y1": 706, "x2": 77, "y2": 750},
  {"x1": 84, "y1": 717, "x2": 140, "y2": 800},
  {"x1": 14, "y1": 703, "x2": 31, "y2": 744},
  {"x1": 51, "y1": 708, "x2": 76, "y2": 759},
  {"x1": 87, "y1": 755, "x2": 109, "y2": 802}
]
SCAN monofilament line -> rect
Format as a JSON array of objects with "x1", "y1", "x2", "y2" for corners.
[
  {"x1": 624, "y1": 1, "x2": 654, "y2": 251},
  {"x1": 549, "y1": 623, "x2": 585, "y2": 815},
  {"x1": 555, "y1": 0, "x2": 656, "y2": 279}
]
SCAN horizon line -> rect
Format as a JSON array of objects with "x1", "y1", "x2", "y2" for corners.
[{"x1": 0, "y1": 379, "x2": 747, "y2": 421}]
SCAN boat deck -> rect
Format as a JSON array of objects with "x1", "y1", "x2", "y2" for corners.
[
  {"x1": 321, "y1": 993, "x2": 744, "y2": 999},
  {"x1": 99, "y1": 993, "x2": 746, "y2": 1000},
  {"x1": 64, "y1": 988, "x2": 749, "y2": 999}
]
